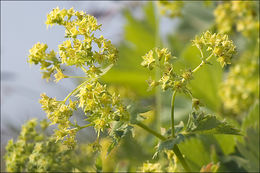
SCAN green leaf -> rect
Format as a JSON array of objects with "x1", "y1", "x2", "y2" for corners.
[
  {"x1": 153, "y1": 134, "x2": 184, "y2": 158},
  {"x1": 102, "y1": 2, "x2": 157, "y2": 97},
  {"x1": 178, "y1": 137, "x2": 212, "y2": 171},
  {"x1": 185, "y1": 111, "x2": 240, "y2": 135},
  {"x1": 103, "y1": 70, "x2": 151, "y2": 96},
  {"x1": 95, "y1": 154, "x2": 102, "y2": 173},
  {"x1": 174, "y1": 121, "x2": 185, "y2": 134},
  {"x1": 164, "y1": 121, "x2": 185, "y2": 137},
  {"x1": 214, "y1": 135, "x2": 237, "y2": 155},
  {"x1": 167, "y1": 2, "x2": 214, "y2": 47},
  {"x1": 236, "y1": 127, "x2": 259, "y2": 172},
  {"x1": 107, "y1": 122, "x2": 133, "y2": 155},
  {"x1": 242, "y1": 102, "x2": 259, "y2": 130}
]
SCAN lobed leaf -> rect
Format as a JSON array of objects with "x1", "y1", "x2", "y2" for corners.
[
  {"x1": 185, "y1": 111, "x2": 240, "y2": 135},
  {"x1": 153, "y1": 134, "x2": 184, "y2": 158}
]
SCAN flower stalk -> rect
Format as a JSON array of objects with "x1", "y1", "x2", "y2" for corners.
[{"x1": 136, "y1": 121, "x2": 191, "y2": 172}]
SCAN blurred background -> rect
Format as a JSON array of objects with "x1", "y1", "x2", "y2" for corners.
[{"x1": 1, "y1": 1, "x2": 259, "y2": 172}]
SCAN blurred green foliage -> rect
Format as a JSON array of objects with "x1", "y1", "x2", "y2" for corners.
[{"x1": 4, "y1": 1, "x2": 259, "y2": 172}]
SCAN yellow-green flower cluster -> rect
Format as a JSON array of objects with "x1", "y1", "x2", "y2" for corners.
[
  {"x1": 28, "y1": 7, "x2": 118, "y2": 82},
  {"x1": 48, "y1": 7, "x2": 118, "y2": 68},
  {"x1": 28, "y1": 42, "x2": 62, "y2": 82},
  {"x1": 38, "y1": 81, "x2": 129, "y2": 146},
  {"x1": 214, "y1": 1, "x2": 259, "y2": 37},
  {"x1": 192, "y1": 31, "x2": 236, "y2": 67},
  {"x1": 39, "y1": 93, "x2": 78, "y2": 148},
  {"x1": 46, "y1": 7, "x2": 101, "y2": 37},
  {"x1": 219, "y1": 52, "x2": 259, "y2": 114},
  {"x1": 58, "y1": 33, "x2": 118, "y2": 69},
  {"x1": 5, "y1": 119, "x2": 73, "y2": 172},
  {"x1": 28, "y1": 8, "x2": 129, "y2": 149},
  {"x1": 157, "y1": 1, "x2": 184, "y2": 18},
  {"x1": 26, "y1": 140, "x2": 72, "y2": 172},
  {"x1": 164, "y1": 150, "x2": 179, "y2": 172},
  {"x1": 141, "y1": 48, "x2": 191, "y2": 93},
  {"x1": 77, "y1": 81, "x2": 130, "y2": 132},
  {"x1": 142, "y1": 31, "x2": 236, "y2": 96},
  {"x1": 140, "y1": 162, "x2": 162, "y2": 172},
  {"x1": 140, "y1": 157, "x2": 181, "y2": 172}
]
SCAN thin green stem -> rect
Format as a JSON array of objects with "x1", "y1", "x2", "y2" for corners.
[
  {"x1": 192, "y1": 61, "x2": 205, "y2": 73},
  {"x1": 170, "y1": 90, "x2": 191, "y2": 171},
  {"x1": 63, "y1": 80, "x2": 88, "y2": 102},
  {"x1": 173, "y1": 145, "x2": 191, "y2": 172},
  {"x1": 136, "y1": 121, "x2": 165, "y2": 140},
  {"x1": 66, "y1": 76, "x2": 89, "y2": 79},
  {"x1": 192, "y1": 53, "x2": 214, "y2": 73},
  {"x1": 143, "y1": 3, "x2": 193, "y2": 172},
  {"x1": 198, "y1": 47, "x2": 204, "y2": 59},
  {"x1": 70, "y1": 122, "x2": 93, "y2": 130},
  {"x1": 135, "y1": 121, "x2": 191, "y2": 172},
  {"x1": 171, "y1": 90, "x2": 177, "y2": 138},
  {"x1": 77, "y1": 123, "x2": 93, "y2": 130},
  {"x1": 81, "y1": 66, "x2": 88, "y2": 74}
]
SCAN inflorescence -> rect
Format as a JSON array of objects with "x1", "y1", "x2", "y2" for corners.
[{"x1": 27, "y1": 7, "x2": 129, "y2": 148}]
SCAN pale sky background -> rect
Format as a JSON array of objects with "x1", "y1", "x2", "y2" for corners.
[
  {"x1": 0, "y1": 1, "x2": 177, "y2": 158},
  {"x1": 1, "y1": 1, "x2": 129, "y2": 135}
]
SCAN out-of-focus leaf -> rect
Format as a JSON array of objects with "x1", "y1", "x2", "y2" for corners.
[
  {"x1": 95, "y1": 154, "x2": 102, "y2": 173},
  {"x1": 107, "y1": 122, "x2": 133, "y2": 155},
  {"x1": 103, "y1": 70, "x2": 150, "y2": 96},
  {"x1": 222, "y1": 155, "x2": 248, "y2": 170},
  {"x1": 236, "y1": 128, "x2": 259, "y2": 172},
  {"x1": 130, "y1": 109, "x2": 155, "y2": 125},
  {"x1": 138, "y1": 110, "x2": 155, "y2": 122},
  {"x1": 115, "y1": 134, "x2": 150, "y2": 170},
  {"x1": 102, "y1": 2, "x2": 158, "y2": 97},
  {"x1": 242, "y1": 102, "x2": 259, "y2": 130},
  {"x1": 185, "y1": 111, "x2": 240, "y2": 135},
  {"x1": 178, "y1": 137, "x2": 212, "y2": 171},
  {"x1": 214, "y1": 135, "x2": 237, "y2": 155},
  {"x1": 161, "y1": 95, "x2": 192, "y2": 126},
  {"x1": 167, "y1": 2, "x2": 214, "y2": 54}
]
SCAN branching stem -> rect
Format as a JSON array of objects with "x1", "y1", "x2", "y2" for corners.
[
  {"x1": 135, "y1": 121, "x2": 191, "y2": 172},
  {"x1": 166, "y1": 52, "x2": 214, "y2": 171},
  {"x1": 192, "y1": 53, "x2": 214, "y2": 73},
  {"x1": 136, "y1": 121, "x2": 165, "y2": 140}
]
